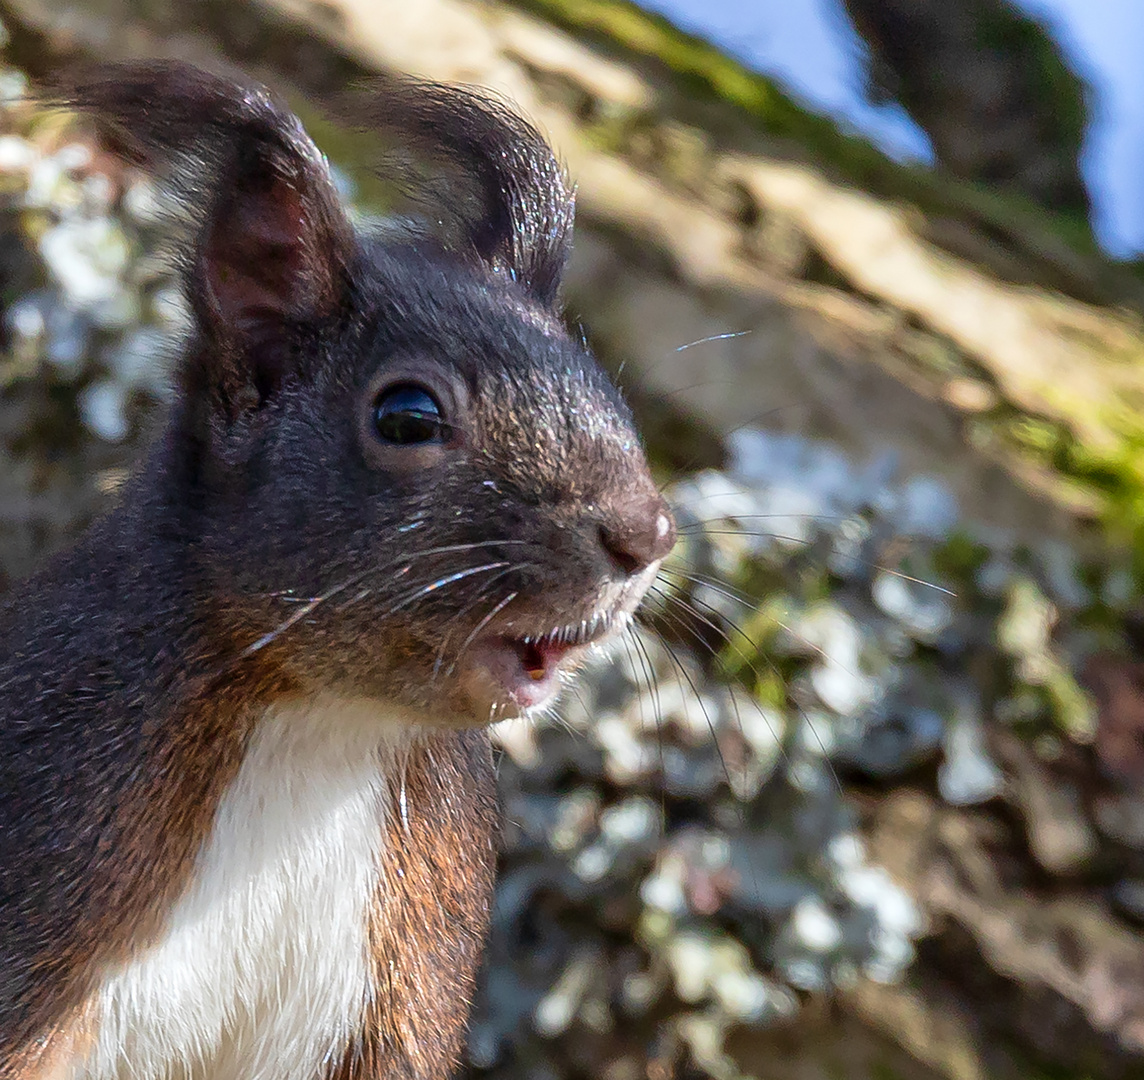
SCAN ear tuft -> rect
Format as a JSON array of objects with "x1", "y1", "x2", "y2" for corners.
[
  {"x1": 354, "y1": 78, "x2": 575, "y2": 309},
  {"x1": 50, "y1": 62, "x2": 356, "y2": 419}
]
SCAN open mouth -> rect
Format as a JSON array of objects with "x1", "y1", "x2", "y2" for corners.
[
  {"x1": 500, "y1": 636, "x2": 575, "y2": 708},
  {"x1": 466, "y1": 615, "x2": 623, "y2": 712}
]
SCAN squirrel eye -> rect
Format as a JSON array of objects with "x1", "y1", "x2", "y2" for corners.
[{"x1": 373, "y1": 384, "x2": 446, "y2": 445}]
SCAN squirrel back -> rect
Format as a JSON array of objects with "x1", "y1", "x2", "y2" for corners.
[{"x1": 0, "y1": 62, "x2": 674, "y2": 1079}]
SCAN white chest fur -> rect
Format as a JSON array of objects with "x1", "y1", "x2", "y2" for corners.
[{"x1": 76, "y1": 697, "x2": 412, "y2": 1080}]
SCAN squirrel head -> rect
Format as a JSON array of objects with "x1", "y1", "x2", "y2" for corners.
[{"x1": 63, "y1": 62, "x2": 676, "y2": 724}]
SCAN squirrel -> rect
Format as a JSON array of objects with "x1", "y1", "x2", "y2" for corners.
[{"x1": 0, "y1": 61, "x2": 675, "y2": 1080}]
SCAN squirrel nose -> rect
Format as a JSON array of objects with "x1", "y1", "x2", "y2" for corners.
[{"x1": 598, "y1": 496, "x2": 677, "y2": 577}]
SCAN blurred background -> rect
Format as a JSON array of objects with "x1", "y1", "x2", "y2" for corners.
[
  {"x1": 2, "y1": 0, "x2": 1144, "y2": 1077},
  {"x1": 646, "y1": 0, "x2": 1144, "y2": 258}
]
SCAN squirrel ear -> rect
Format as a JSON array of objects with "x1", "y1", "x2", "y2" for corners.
[
  {"x1": 56, "y1": 62, "x2": 355, "y2": 418},
  {"x1": 357, "y1": 78, "x2": 575, "y2": 309}
]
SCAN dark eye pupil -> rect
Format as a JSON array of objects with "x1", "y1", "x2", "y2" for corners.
[{"x1": 374, "y1": 385, "x2": 445, "y2": 445}]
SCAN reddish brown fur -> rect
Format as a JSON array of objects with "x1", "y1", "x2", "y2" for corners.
[
  {"x1": 1, "y1": 646, "x2": 296, "y2": 1075},
  {"x1": 365, "y1": 732, "x2": 498, "y2": 1076},
  {"x1": 330, "y1": 730, "x2": 499, "y2": 1080},
  {"x1": 4, "y1": 1002, "x2": 95, "y2": 1080}
]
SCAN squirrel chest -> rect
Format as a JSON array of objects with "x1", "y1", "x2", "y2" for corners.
[
  {"x1": 84, "y1": 698, "x2": 390, "y2": 1080},
  {"x1": 30, "y1": 698, "x2": 497, "y2": 1080}
]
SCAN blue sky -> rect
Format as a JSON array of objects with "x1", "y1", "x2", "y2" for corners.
[{"x1": 638, "y1": 0, "x2": 1144, "y2": 258}]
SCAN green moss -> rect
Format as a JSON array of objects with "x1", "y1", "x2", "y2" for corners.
[
  {"x1": 506, "y1": 0, "x2": 1115, "y2": 277},
  {"x1": 715, "y1": 600, "x2": 782, "y2": 684},
  {"x1": 868, "y1": 1066, "x2": 907, "y2": 1080},
  {"x1": 989, "y1": 405, "x2": 1144, "y2": 586},
  {"x1": 1002, "y1": 409, "x2": 1144, "y2": 528},
  {"x1": 509, "y1": 0, "x2": 905, "y2": 181},
  {"x1": 932, "y1": 531, "x2": 990, "y2": 588}
]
